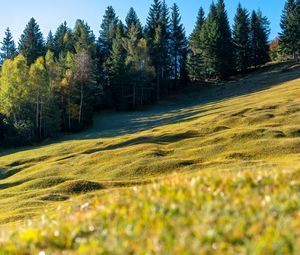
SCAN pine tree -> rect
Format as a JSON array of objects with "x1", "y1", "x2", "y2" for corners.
[
  {"x1": 280, "y1": 0, "x2": 300, "y2": 59},
  {"x1": 189, "y1": 8, "x2": 205, "y2": 81},
  {"x1": 170, "y1": 3, "x2": 188, "y2": 89},
  {"x1": 106, "y1": 22, "x2": 127, "y2": 107},
  {"x1": 54, "y1": 22, "x2": 73, "y2": 59},
  {"x1": 146, "y1": 0, "x2": 171, "y2": 99},
  {"x1": 99, "y1": 6, "x2": 119, "y2": 61},
  {"x1": 125, "y1": 7, "x2": 143, "y2": 38},
  {"x1": 160, "y1": 0, "x2": 171, "y2": 80},
  {"x1": 233, "y1": 3, "x2": 250, "y2": 72},
  {"x1": 19, "y1": 18, "x2": 45, "y2": 64},
  {"x1": 0, "y1": 28, "x2": 17, "y2": 64},
  {"x1": 190, "y1": 7, "x2": 205, "y2": 49},
  {"x1": 73, "y1": 20, "x2": 96, "y2": 57},
  {"x1": 46, "y1": 31, "x2": 55, "y2": 52},
  {"x1": 200, "y1": 3, "x2": 221, "y2": 78},
  {"x1": 216, "y1": 0, "x2": 234, "y2": 78},
  {"x1": 250, "y1": 10, "x2": 270, "y2": 68}
]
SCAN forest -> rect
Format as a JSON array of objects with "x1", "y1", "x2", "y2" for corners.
[{"x1": 0, "y1": 0, "x2": 299, "y2": 147}]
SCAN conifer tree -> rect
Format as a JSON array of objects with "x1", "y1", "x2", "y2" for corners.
[
  {"x1": 99, "y1": 6, "x2": 119, "y2": 61},
  {"x1": 46, "y1": 31, "x2": 55, "y2": 52},
  {"x1": 73, "y1": 20, "x2": 96, "y2": 57},
  {"x1": 190, "y1": 8, "x2": 206, "y2": 49},
  {"x1": 146, "y1": 0, "x2": 171, "y2": 99},
  {"x1": 160, "y1": 0, "x2": 171, "y2": 80},
  {"x1": 233, "y1": 3, "x2": 250, "y2": 72},
  {"x1": 216, "y1": 0, "x2": 234, "y2": 78},
  {"x1": 54, "y1": 22, "x2": 73, "y2": 58},
  {"x1": 200, "y1": 3, "x2": 220, "y2": 78},
  {"x1": 106, "y1": 22, "x2": 127, "y2": 106},
  {"x1": 170, "y1": 3, "x2": 188, "y2": 88},
  {"x1": 280, "y1": 0, "x2": 300, "y2": 59},
  {"x1": 19, "y1": 18, "x2": 45, "y2": 64},
  {"x1": 250, "y1": 10, "x2": 270, "y2": 68},
  {"x1": 125, "y1": 7, "x2": 143, "y2": 38},
  {"x1": 189, "y1": 8, "x2": 205, "y2": 80},
  {"x1": 0, "y1": 28, "x2": 17, "y2": 64}
]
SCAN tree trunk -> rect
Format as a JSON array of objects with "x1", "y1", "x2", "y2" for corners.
[
  {"x1": 156, "y1": 71, "x2": 160, "y2": 101},
  {"x1": 36, "y1": 94, "x2": 39, "y2": 137},
  {"x1": 68, "y1": 95, "x2": 71, "y2": 130},
  {"x1": 174, "y1": 52, "x2": 178, "y2": 90},
  {"x1": 39, "y1": 100, "x2": 43, "y2": 137},
  {"x1": 79, "y1": 83, "x2": 84, "y2": 124}
]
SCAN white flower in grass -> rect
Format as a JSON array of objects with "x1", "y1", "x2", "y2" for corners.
[{"x1": 81, "y1": 202, "x2": 89, "y2": 210}]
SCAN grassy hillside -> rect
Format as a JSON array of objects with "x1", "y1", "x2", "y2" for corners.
[{"x1": 0, "y1": 62, "x2": 300, "y2": 253}]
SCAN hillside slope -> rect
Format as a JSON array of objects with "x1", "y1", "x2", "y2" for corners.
[
  {"x1": 0, "y1": 62, "x2": 299, "y2": 226},
  {"x1": 0, "y1": 62, "x2": 300, "y2": 254}
]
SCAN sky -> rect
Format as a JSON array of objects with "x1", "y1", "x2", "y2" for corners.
[{"x1": 0, "y1": 0, "x2": 285, "y2": 43}]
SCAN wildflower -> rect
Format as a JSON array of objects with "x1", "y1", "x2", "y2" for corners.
[{"x1": 81, "y1": 202, "x2": 89, "y2": 210}]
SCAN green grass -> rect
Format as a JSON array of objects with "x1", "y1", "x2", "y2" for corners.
[
  {"x1": 0, "y1": 62, "x2": 300, "y2": 253},
  {"x1": 2, "y1": 169, "x2": 300, "y2": 254}
]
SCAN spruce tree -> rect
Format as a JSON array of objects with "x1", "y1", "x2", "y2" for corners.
[
  {"x1": 106, "y1": 22, "x2": 127, "y2": 106},
  {"x1": 73, "y1": 20, "x2": 96, "y2": 56},
  {"x1": 125, "y1": 7, "x2": 143, "y2": 38},
  {"x1": 200, "y1": 3, "x2": 221, "y2": 78},
  {"x1": 170, "y1": 3, "x2": 188, "y2": 88},
  {"x1": 199, "y1": 1, "x2": 234, "y2": 79},
  {"x1": 54, "y1": 22, "x2": 73, "y2": 58},
  {"x1": 216, "y1": 0, "x2": 234, "y2": 78},
  {"x1": 46, "y1": 31, "x2": 55, "y2": 52},
  {"x1": 189, "y1": 8, "x2": 205, "y2": 81},
  {"x1": 19, "y1": 18, "x2": 45, "y2": 64},
  {"x1": 146, "y1": 0, "x2": 171, "y2": 99},
  {"x1": 190, "y1": 7, "x2": 205, "y2": 49},
  {"x1": 99, "y1": 6, "x2": 119, "y2": 61},
  {"x1": 233, "y1": 3, "x2": 250, "y2": 72},
  {"x1": 160, "y1": 0, "x2": 171, "y2": 81},
  {"x1": 250, "y1": 10, "x2": 270, "y2": 68},
  {"x1": 0, "y1": 27, "x2": 17, "y2": 64},
  {"x1": 280, "y1": 0, "x2": 300, "y2": 59}
]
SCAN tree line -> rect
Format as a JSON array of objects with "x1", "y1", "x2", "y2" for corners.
[{"x1": 0, "y1": 0, "x2": 299, "y2": 147}]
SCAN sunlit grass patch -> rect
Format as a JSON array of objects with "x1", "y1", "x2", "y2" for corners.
[{"x1": 1, "y1": 168, "x2": 300, "y2": 254}]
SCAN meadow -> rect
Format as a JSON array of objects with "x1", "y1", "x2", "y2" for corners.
[{"x1": 0, "y1": 62, "x2": 300, "y2": 254}]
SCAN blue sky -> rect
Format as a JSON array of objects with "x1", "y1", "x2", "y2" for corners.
[{"x1": 1, "y1": 0, "x2": 284, "y2": 43}]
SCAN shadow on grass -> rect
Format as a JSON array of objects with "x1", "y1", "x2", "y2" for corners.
[
  {"x1": 0, "y1": 62, "x2": 299, "y2": 158},
  {"x1": 82, "y1": 130, "x2": 200, "y2": 155}
]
